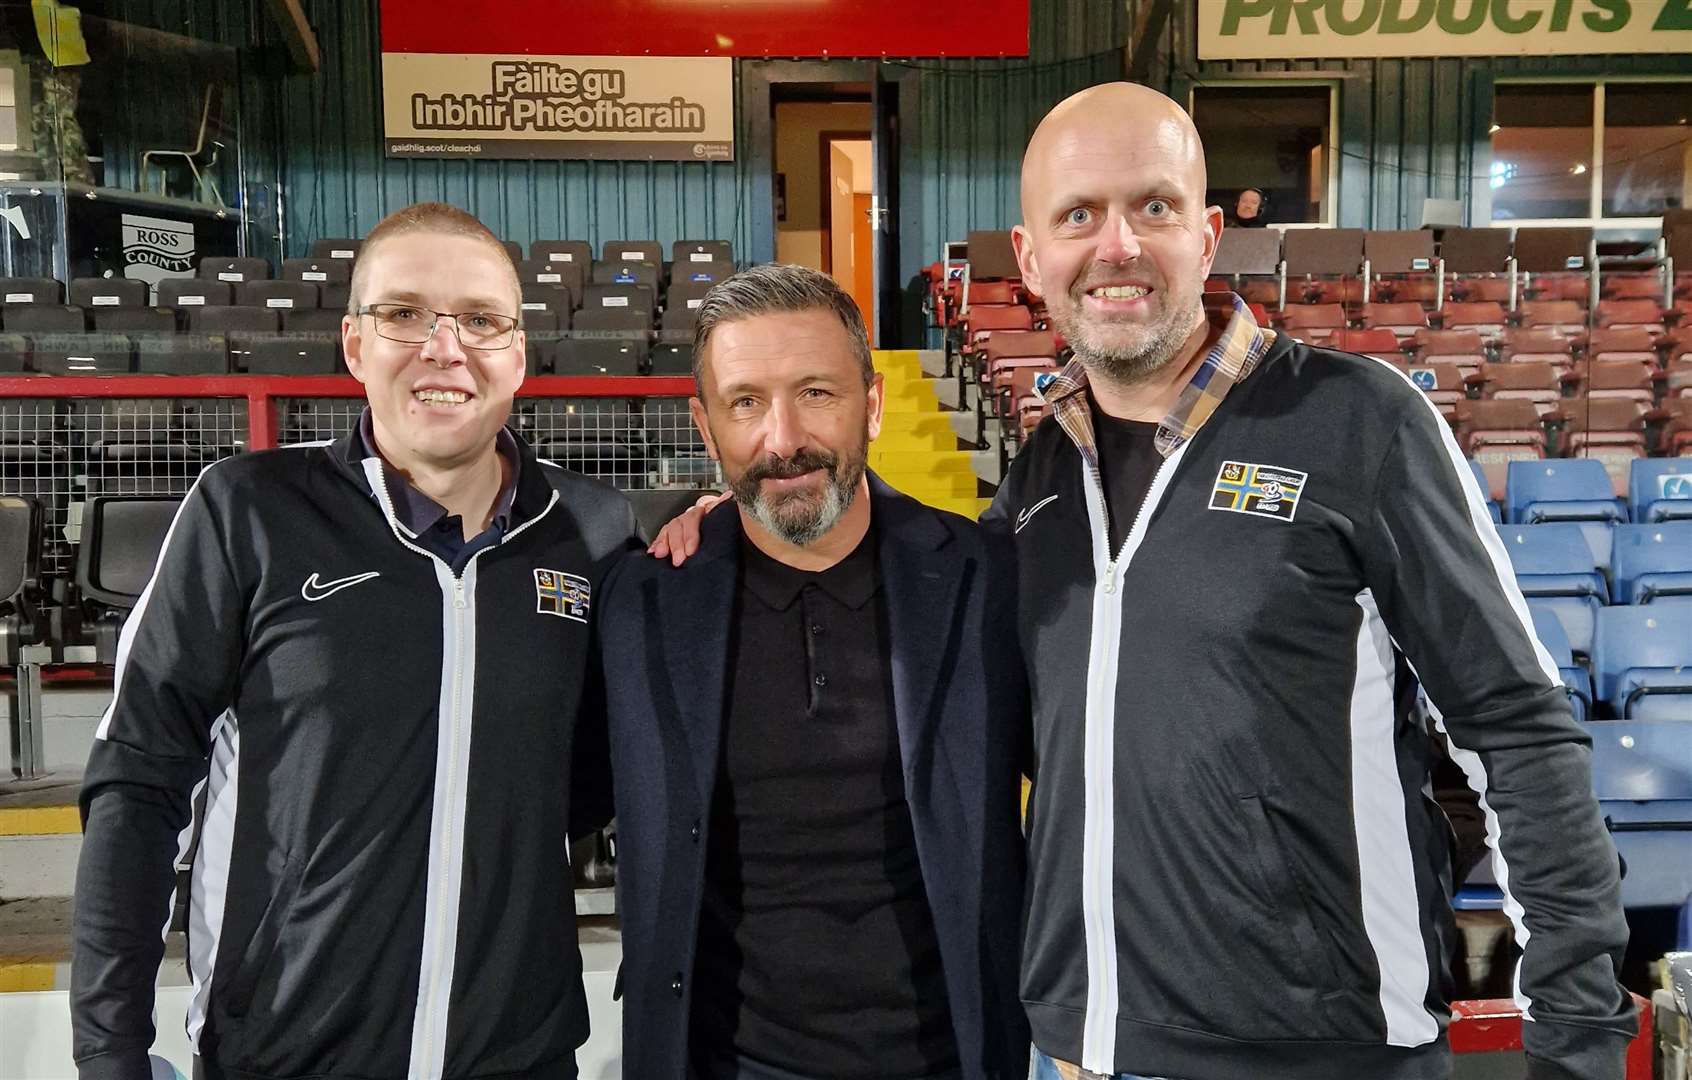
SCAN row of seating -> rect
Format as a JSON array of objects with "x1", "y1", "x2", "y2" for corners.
[
  {"x1": 1527, "y1": 602, "x2": 1692, "y2": 722},
  {"x1": 306, "y1": 236, "x2": 735, "y2": 271},
  {"x1": 1279, "y1": 302, "x2": 1690, "y2": 348}
]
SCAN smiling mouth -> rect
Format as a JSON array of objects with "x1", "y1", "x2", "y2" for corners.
[
  {"x1": 1087, "y1": 284, "x2": 1151, "y2": 300},
  {"x1": 414, "y1": 388, "x2": 471, "y2": 407}
]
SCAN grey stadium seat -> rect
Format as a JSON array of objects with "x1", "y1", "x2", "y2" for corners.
[
  {"x1": 70, "y1": 278, "x2": 147, "y2": 309},
  {"x1": 238, "y1": 280, "x2": 319, "y2": 310},
  {"x1": 199, "y1": 256, "x2": 270, "y2": 283},
  {"x1": 159, "y1": 279, "x2": 233, "y2": 309}
]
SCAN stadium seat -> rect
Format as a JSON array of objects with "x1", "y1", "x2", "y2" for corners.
[
  {"x1": 28, "y1": 332, "x2": 131, "y2": 374},
  {"x1": 1402, "y1": 363, "x2": 1466, "y2": 419},
  {"x1": 574, "y1": 307, "x2": 652, "y2": 334},
  {"x1": 1411, "y1": 328, "x2": 1488, "y2": 373},
  {"x1": 667, "y1": 260, "x2": 733, "y2": 288},
  {"x1": 199, "y1": 256, "x2": 269, "y2": 283},
  {"x1": 310, "y1": 237, "x2": 362, "y2": 260},
  {"x1": 666, "y1": 280, "x2": 713, "y2": 313},
  {"x1": 966, "y1": 280, "x2": 1019, "y2": 308},
  {"x1": 582, "y1": 283, "x2": 656, "y2": 313},
  {"x1": 1631, "y1": 459, "x2": 1692, "y2": 523},
  {"x1": 1585, "y1": 327, "x2": 1657, "y2": 364},
  {"x1": 0, "y1": 494, "x2": 44, "y2": 663},
  {"x1": 282, "y1": 259, "x2": 352, "y2": 286},
  {"x1": 1456, "y1": 399, "x2": 1546, "y2": 458},
  {"x1": 190, "y1": 306, "x2": 281, "y2": 334},
  {"x1": 92, "y1": 308, "x2": 174, "y2": 335},
  {"x1": 1596, "y1": 298, "x2": 1666, "y2": 334},
  {"x1": 1500, "y1": 328, "x2": 1575, "y2": 369},
  {"x1": 1439, "y1": 228, "x2": 1513, "y2": 276},
  {"x1": 1591, "y1": 604, "x2": 1692, "y2": 720},
  {"x1": 673, "y1": 240, "x2": 733, "y2": 266},
  {"x1": 658, "y1": 306, "x2": 697, "y2": 334},
  {"x1": 530, "y1": 239, "x2": 592, "y2": 266},
  {"x1": 1575, "y1": 359, "x2": 1654, "y2": 403},
  {"x1": 1528, "y1": 607, "x2": 1590, "y2": 721},
  {"x1": 964, "y1": 304, "x2": 1035, "y2": 352},
  {"x1": 1440, "y1": 301, "x2": 1508, "y2": 338},
  {"x1": 518, "y1": 259, "x2": 587, "y2": 296},
  {"x1": 239, "y1": 280, "x2": 319, "y2": 310},
  {"x1": 1500, "y1": 523, "x2": 1609, "y2": 660},
  {"x1": 1557, "y1": 398, "x2": 1648, "y2": 475},
  {"x1": 1363, "y1": 229, "x2": 1439, "y2": 303},
  {"x1": 1209, "y1": 229, "x2": 1282, "y2": 298},
  {"x1": 0, "y1": 277, "x2": 63, "y2": 304},
  {"x1": 1361, "y1": 302, "x2": 1427, "y2": 339},
  {"x1": 1329, "y1": 328, "x2": 1401, "y2": 360},
  {"x1": 555, "y1": 336, "x2": 647, "y2": 376},
  {"x1": 136, "y1": 334, "x2": 229, "y2": 375},
  {"x1": 69, "y1": 278, "x2": 146, "y2": 309},
  {"x1": 75, "y1": 496, "x2": 182, "y2": 663},
  {"x1": 592, "y1": 261, "x2": 661, "y2": 290},
  {"x1": 649, "y1": 340, "x2": 693, "y2": 376},
  {"x1": 601, "y1": 240, "x2": 661, "y2": 266},
  {"x1": 0, "y1": 332, "x2": 27, "y2": 371},
  {"x1": 1280, "y1": 303, "x2": 1345, "y2": 343},
  {"x1": 1506, "y1": 458, "x2": 1623, "y2": 525},
  {"x1": 282, "y1": 308, "x2": 345, "y2": 333},
  {"x1": 1514, "y1": 226, "x2": 1593, "y2": 276},
  {"x1": 1582, "y1": 719, "x2": 1692, "y2": 943},
  {"x1": 520, "y1": 283, "x2": 574, "y2": 321},
  {"x1": 243, "y1": 335, "x2": 338, "y2": 375},
  {"x1": 5, "y1": 304, "x2": 84, "y2": 333},
  {"x1": 1519, "y1": 300, "x2": 1587, "y2": 337},
  {"x1": 1612, "y1": 522, "x2": 1692, "y2": 606},
  {"x1": 158, "y1": 279, "x2": 233, "y2": 309},
  {"x1": 1475, "y1": 361, "x2": 1560, "y2": 414}
]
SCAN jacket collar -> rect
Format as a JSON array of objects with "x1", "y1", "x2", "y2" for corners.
[{"x1": 331, "y1": 417, "x2": 558, "y2": 528}]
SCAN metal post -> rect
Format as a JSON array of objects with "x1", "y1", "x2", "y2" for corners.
[{"x1": 14, "y1": 653, "x2": 45, "y2": 779}]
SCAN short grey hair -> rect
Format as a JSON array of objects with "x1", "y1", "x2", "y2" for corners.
[{"x1": 690, "y1": 263, "x2": 874, "y2": 397}]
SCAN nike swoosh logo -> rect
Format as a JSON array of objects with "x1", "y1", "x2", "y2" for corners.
[
  {"x1": 300, "y1": 571, "x2": 381, "y2": 602},
  {"x1": 1014, "y1": 494, "x2": 1060, "y2": 533}
]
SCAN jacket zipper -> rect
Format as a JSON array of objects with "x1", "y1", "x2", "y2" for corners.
[{"x1": 1076, "y1": 445, "x2": 1186, "y2": 1073}]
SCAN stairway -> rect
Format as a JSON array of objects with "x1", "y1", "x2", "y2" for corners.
[{"x1": 868, "y1": 350, "x2": 991, "y2": 520}]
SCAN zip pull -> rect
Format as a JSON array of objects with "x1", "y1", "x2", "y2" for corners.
[
  {"x1": 453, "y1": 577, "x2": 468, "y2": 610},
  {"x1": 1102, "y1": 561, "x2": 1117, "y2": 594}
]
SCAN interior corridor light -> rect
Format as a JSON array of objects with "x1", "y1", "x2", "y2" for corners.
[{"x1": 1571, "y1": 163, "x2": 1588, "y2": 175}]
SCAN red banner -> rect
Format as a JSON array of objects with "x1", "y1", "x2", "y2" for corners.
[{"x1": 378, "y1": 0, "x2": 1030, "y2": 58}]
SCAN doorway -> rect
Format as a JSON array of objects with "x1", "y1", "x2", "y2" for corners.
[{"x1": 771, "y1": 93, "x2": 873, "y2": 321}]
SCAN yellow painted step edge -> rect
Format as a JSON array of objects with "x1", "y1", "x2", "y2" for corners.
[
  {"x1": 0, "y1": 961, "x2": 57, "y2": 992},
  {"x1": 0, "y1": 804, "x2": 81, "y2": 836}
]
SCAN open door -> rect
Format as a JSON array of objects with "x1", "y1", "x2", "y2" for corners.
[{"x1": 870, "y1": 71, "x2": 900, "y2": 348}]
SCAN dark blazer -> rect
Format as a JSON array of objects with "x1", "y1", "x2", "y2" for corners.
[{"x1": 598, "y1": 474, "x2": 1030, "y2": 1079}]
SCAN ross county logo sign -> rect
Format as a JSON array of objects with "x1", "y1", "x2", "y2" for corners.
[{"x1": 1200, "y1": 0, "x2": 1692, "y2": 59}]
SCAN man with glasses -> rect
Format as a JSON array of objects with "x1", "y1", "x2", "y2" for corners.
[{"x1": 72, "y1": 202, "x2": 639, "y2": 1080}]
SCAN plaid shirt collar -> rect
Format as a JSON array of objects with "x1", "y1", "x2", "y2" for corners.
[{"x1": 1039, "y1": 292, "x2": 1276, "y2": 471}]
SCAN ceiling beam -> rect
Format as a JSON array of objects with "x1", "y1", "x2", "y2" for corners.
[{"x1": 262, "y1": 0, "x2": 320, "y2": 72}]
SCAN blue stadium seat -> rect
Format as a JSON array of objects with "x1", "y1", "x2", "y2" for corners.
[
  {"x1": 1611, "y1": 523, "x2": 1692, "y2": 606},
  {"x1": 1528, "y1": 607, "x2": 1591, "y2": 721},
  {"x1": 1630, "y1": 459, "x2": 1692, "y2": 524},
  {"x1": 1468, "y1": 459, "x2": 1501, "y2": 523},
  {"x1": 1592, "y1": 605, "x2": 1692, "y2": 720},
  {"x1": 1501, "y1": 524, "x2": 1608, "y2": 658},
  {"x1": 1582, "y1": 719, "x2": 1692, "y2": 948},
  {"x1": 1506, "y1": 459, "x2": 1625, "y2": 526}
]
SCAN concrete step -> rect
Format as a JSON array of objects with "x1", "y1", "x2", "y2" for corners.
[
  {"x1": 0, "y1": 775, "x2": 81, "y2": 904},
  {"x1": 867, "y1": 449, "x2": 981, "y2": 478}
]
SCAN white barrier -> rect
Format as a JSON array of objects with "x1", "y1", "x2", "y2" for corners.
[{"x1": 0, "y1": 973, "x2": 623, "y2": 1079}]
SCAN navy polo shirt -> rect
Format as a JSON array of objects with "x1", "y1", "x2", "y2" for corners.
[{"x1": 356, "y1": 408, "x2": 520, "y2": 575}]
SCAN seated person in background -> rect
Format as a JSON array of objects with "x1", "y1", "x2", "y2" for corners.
[{"x1": 1226, "y1": 186, "x2": 1268, "y2": 228}]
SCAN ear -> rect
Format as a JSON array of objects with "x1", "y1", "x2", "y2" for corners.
[
  {"x1": 865, "y1": 371, "x2": 885, "y2": 443},
  {"x1": 1198, "y1": 206, "x2": 1225, "y2": 279},
  {"x1": 342, "y1": 313, "x2": 366, "y2": 382},
  {"x1": 511, "y1": 328, "x2": 528, "y2": 392},
  {"x1": 1011, "y1": 225, "x2": 1043, "y2": 300},
  {"x1": 688, "y1": 396, "x2": 720, "y2": 462}
]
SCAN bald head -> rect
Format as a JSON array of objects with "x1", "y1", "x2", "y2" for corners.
[
  {"x1": 1010, "y1": 82, "x2": 1222, "y2": 389},
  {"x1": 1020, "y1": 83, "x2": 1207, "y2": 226}
]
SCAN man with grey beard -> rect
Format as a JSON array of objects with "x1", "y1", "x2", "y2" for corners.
[
  {"x1": 990, "y1": 82, "x2": 1631, "y2": 1080},
  {"x1": 594, "y1": 263, "x2": 1030, "y2": 1080}
]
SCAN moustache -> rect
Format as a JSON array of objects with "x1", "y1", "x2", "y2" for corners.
[{"x1": 742, "y1": 448, "x2": 839, "y2": 486}]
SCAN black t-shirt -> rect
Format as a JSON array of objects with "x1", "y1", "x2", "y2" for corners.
[{"x1": 1092, "y1": 397, "x2": 1163, "y2": 554}]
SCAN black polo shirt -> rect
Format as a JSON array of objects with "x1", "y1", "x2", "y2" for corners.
[{"x1": 690, "y1": 527, "x2": 959, "y2": 1080}]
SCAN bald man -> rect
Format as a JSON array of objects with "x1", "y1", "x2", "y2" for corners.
[{"x1": 986, "y1": 83, "x2": 1633, "y2": 1080}]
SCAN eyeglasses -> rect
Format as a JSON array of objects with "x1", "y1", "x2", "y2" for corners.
[{"x1": 357, "y1": 303, "x2": 519, "y2": 350}]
